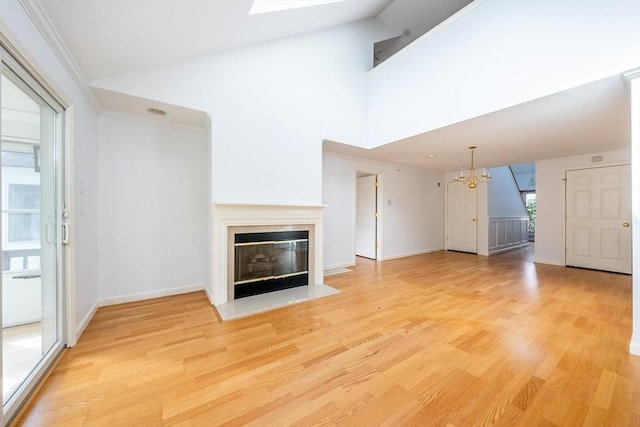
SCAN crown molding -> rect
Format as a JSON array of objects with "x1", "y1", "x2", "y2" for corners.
[
  {"x1": 1, "y1": 20, "x2": 71, "y2": 112},
  {"x1": 18, "y1": 0, "x2": 102, "y2": 113},
  {"x1": 623, "y1": 68, "x2": 640, "y2": 81}
]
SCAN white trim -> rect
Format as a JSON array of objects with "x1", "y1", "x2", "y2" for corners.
[
  {"x1": 99, "y1": 284, "x2": 205, "y2": 307},
  {"x1": 623, "y1": 68, "x2": 640, "y2": 81},
  {"x1": 214, "y1": 202, "x2": 326, "y2": 209},
  {"x1": 0, "y1": 19, "x2": 69, "y2": 109},
  {"x1": 212, "y1": 204, "x2": 325, "y2": 305},
  {"x1": 354, "y1": 169, "x2": 383, "y2": 261},
  {"x1": 324, "y1": 262, "x2": 355, "y2": 270},
  {"x1": 75, "y1": 301, "x2": 98, "y2": 340},
  {"x1": 64, "y1": 105, "x2": 77, "y2": 346},
  {"x1": 383, "y1": 247, "x2": 443, "y2": 261},
  {"x1": 626, "y1": 69, "x2": 640, "y2": 356},
  {"x1": 203, "y1": 286, "x2": 214, "y2": 305},
  {"x1": 488, "y1": 242, "x2": 529, "y2": 255},
  {"x1": 533, "y1": 258, "x2": 564, "y2": 267},
  {"x1": 376, "y1": 175, "x2": 383, "y2": 260},
  {"x1": 17, "y1": 0, "x2": 101, "y2": 113}
]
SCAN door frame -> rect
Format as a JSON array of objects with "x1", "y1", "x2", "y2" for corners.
[
  {"x1": 563, "y1": 163, "x2": 632, "y2": 271},
  {"x1": 444, "y1": 180, "x2": 479, "y2": 254},
  {"x1": 1, "y1": 34, "x2": 75, "y2": 424},
  {"x1": 354, "y1": 170, "x2": 383, "y2": 261}
]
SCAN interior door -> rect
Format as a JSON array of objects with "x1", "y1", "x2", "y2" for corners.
[
  {"x1": 356, "y1": 175, "x2": 377, "y2": 259},
  {"x1": 447, "y1": 182, "x2": 478, "y2": 253},
  {"x1": 566, "y1": 165, "x2": 631, "y2": 274}
]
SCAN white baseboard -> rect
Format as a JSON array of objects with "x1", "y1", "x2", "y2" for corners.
[
  {"x1": 533, "y1": 258, "x2": 564, "y2": 266},
  {"x1": 489, "y1": 242, "x2": 530, "y2": 255},
  {"x1": 324, "y1": 262, "x2": 356, "y2": 271},
  {"x1": 383, "y1": 247, "x2": 444, "y2": 261},
  {"x1": 203, "y1": 286, "x2": 214, "y2": 305},
  {"x1": 98, "y1": 284, "x2": 205, "y2": 307},
  {"x1": 74, "y1": 301, "x2": 98, "y2": 345},
  {"x1": 630, "y1": 340, "x2": 640, "y2": 356}
]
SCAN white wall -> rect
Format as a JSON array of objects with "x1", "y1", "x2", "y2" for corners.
[
  {"x1": 204, "y1": 116, "x2": 214, "y2": 304},
  {"x1": 98, "y1": 113, "x2": 206, "y2": 304},
  {"x1": 488, "y1": 166, "x2": 527, "y2": 217},
  {"x1": 535, "y1": 149, "x2": 631, "y2": 266},
  {"x1": 367, "y1": 0, "x2": 640, "y2": 149},
  {"x1": 91, "y1": 20, "x2": 396, "y2": 206},
  {"x1": 627, "y1": 73, "x2": 639, "y2": 355},
  {"x1": 2, "y1": 0, "x2": 100, "y2": 340},
  {"x1": 323, "y1": 153, "x2": 444, "y2": 269}
]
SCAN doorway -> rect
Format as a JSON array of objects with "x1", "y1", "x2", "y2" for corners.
[
  {"x1": 1, "y1": 49, "x2": 66, "y2": 423},
  {"x1": 565, "y1": 165, "x2": 632, "y2": 274},
  {"x1": 446, "y1": 181, "x2": 478, "y2": 253},
  {"x1": 355, "y1": 172, "x2": 379, "y2": 260}
]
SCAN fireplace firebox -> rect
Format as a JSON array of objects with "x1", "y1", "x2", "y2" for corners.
[{"x1": 233, "y1": 230, "x2": 309, "y2": 299}]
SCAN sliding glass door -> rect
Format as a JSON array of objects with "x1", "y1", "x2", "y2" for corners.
[{"x1": 1, "y1": 50, "x2": 65, "y2": 423}]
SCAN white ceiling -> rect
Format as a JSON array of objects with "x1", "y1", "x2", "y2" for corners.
[
  {"x1": 325, "y1": 75, "x2": 630, "y2": 171},
  {"x1": 37, "y1": 0, "x2": 631, "y2": 170},
  {"x1": 92, "y1": 88, "x2": 209, "y2": 129},
  {"x1": 40, "y1": 0, "x2": 392, "y2": 82}
]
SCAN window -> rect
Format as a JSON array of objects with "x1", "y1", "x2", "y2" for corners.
[
  {"x1": 1, "y1": 145, "x2": 41, "y2": 273},
  {"x1": 8, "y1": 184, "x2": 40, "y2": 242},
  {"x1": 525, "y1": 192, "x2": 536, "y2": 234}
]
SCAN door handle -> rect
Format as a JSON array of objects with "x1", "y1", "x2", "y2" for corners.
[
  {"x1": 62, "y1": 222, "x2": 69, "y2": 244},
  {"x1": 472, "y1": 218, "x2": 476, "y2": 222},
  {"x1": 623, "y1": 222, "x2": 630, "y2": 228}
]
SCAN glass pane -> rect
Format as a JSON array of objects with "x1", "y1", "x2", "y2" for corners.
[
  {"x1": 8, "y1": 213, "x2": 40, "y2": 242},
  {"x1": 8, "y1": 184, "x2": 40, "y2": 209},
  {"x1": 1, "y1": 66, "x2": 60, "y2": 408},
  {"x1": 511, "y1": 162, "x2": 536, "y2": 191},
  {"x1": 38, "y1": 103, "x2": 58, "y2": 358},
  {"x1": 234, "y1": 236, "x2": 309, "y2": 283}
]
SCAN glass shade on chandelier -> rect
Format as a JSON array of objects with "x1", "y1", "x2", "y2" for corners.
[{"x1": 454, "y1": 146, "x2": 491, "y2": 189}]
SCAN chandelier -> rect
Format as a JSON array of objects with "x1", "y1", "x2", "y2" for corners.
[{"x1": 454, "y1": 146, "x2": 491, "y2": 189}]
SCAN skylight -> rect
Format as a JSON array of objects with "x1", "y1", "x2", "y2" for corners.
[{"x1": 249, "y1": 0, "x2": 345, "y2": 15}]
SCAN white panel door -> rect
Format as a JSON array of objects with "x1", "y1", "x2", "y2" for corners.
[
  {"x1": 447, "y1": 182, "x2": 478, "y2": 253},
  {"x1": 356, "y1": 175, "x2": 377, "y2": 259},
  {"x1": 566, "y1": 165, "x2": 631, "y2": 274}
]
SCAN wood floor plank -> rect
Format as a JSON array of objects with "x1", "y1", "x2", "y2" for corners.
[{"x1": 15, "y1": 246, "x2": 640, "y2": 426}]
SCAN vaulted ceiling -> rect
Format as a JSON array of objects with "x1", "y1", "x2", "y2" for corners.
[
  {"x1": 37, "y1": 0, "x2": 632, "y2": 171},
  {"x1": 40, "y1": 0, "x2": 394, "y2": 81}
]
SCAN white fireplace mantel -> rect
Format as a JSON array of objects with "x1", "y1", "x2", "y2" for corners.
[{"x1": 208, "y1": 203, "x2": 326, "y2": 305}]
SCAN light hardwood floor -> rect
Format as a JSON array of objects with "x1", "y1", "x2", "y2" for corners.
[
  {"x1": 3, "y1": 322, "x2": 42, "y2": 400},
  {"x1": 16, "y1": 248, "x2": 640, "y2": 426}
]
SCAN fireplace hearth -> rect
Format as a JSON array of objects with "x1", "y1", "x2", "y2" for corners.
[{"x1": 233, "y1": 230, "x2": 309, "y2": 299}]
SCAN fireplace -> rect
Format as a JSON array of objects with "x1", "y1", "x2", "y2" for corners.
[
  {"x1": 233, "y1": 230, "x2": 309, "y2": 299},
  {"x1": 210, "y1": 203, "x2": 325, "y2": 305}
]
